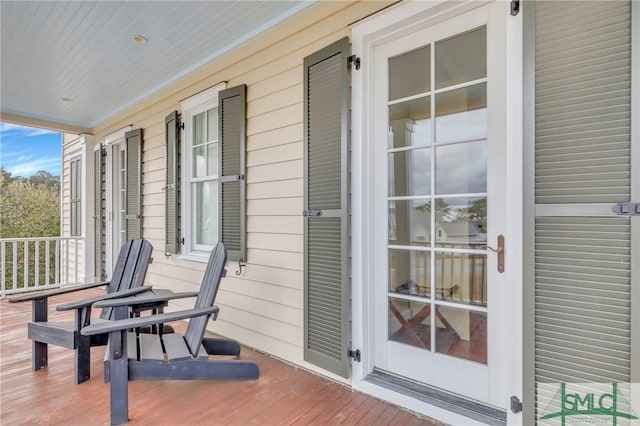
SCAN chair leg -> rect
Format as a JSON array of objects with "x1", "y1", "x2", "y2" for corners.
[
  {"x1": 32, "y1": 298, "x2": 48, "y2": 371},
  {"x1": 201, "y1": 337, "x2": 241, "y2": 356},
  {"x1": 75, "y1": 334, "x2": 91, "y2": 384},
  {"x1": 109, "y1": 330, "x2": 129, "y2": 425},
  {"x1": 32, "y1": 341, "x2": 47, "y2": 371}
]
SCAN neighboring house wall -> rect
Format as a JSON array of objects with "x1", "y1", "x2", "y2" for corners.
[{"x1": 92, "y1": 1, "x2": 391, "y2": 378}]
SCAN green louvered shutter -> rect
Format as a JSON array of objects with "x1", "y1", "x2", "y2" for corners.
[
  {"x1": 303, "y1": 37, "x2": 351, "y2": 378},
  {"x1": 124, "y1": 129, "x2": 142, "y2": 241},
  {"x1": 69, "y1": 155, "x2": 82, "y2": 236},
  {"x1": 165, "y1": 111, "x2": 180, "y2": 254},
  {"x1": 94, "y1": 145, "x2": 105, "y2": 279},
  {"x1": 531, "y1": 1, "x2": 638, "y2": 421},
  {"x1": 218, "y1": 85, "x2": 246, "y2": 263}
]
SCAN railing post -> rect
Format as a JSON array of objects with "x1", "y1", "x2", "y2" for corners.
[
  {"x1": 45, "y1": 240, "x2": 50, "y2": 286},
  {"x1": 74, "y1": 238, "x2": 79, "y2": 284},
  {"x1": 1, "y1": 242, "x2": 5, "y2": 298},
  {"x1": 12, "y1": 242, "x2": 17, "y2": 292},
  {"x1": 65, "y1": 238, "x2": 69, "y2": 285},
  {"x1": 55, "y1": 240, "x2": 60, "y2": 285},
  {"x1": 35, "y1": 241, "x2": 40, "y2": 288},
  {"x1": 23, "y1": 241, "x2": 29, "y2": 291}
]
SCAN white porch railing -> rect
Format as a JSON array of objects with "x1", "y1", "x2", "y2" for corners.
[{"x1": 0, "y1": 236, "x2": 84, "y2": 297}]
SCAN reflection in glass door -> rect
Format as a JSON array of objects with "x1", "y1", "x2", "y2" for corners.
[{"x1": 387, "y1": 26, "x2": 488, "y2": 365}]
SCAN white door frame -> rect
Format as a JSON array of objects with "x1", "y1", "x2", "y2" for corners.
[
  {"x1": 350, "y1": 1, "x2": 523, "y2": 423},
  {"x1": 103, "y1": 126, "x2": 131, "y2": 278}
]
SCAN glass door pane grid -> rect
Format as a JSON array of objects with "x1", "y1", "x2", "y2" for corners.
[
  {"x1": 387, "y1": 34, "x2": 488, "y2": 357},
  {"x1": 432, "y1": 136, "x2": 487, "y2": 149},
  {"x1": 432, "y1": 77, "x2": 487, "y2": 96},
  {"x1": 389, "y1": 292, "x2": 488, "y2": 313},
  {"x1": 387, "y1": 78, "x2": 486, "y2": 106},
  {"x1": 429, "y1": 41, "x2": 437, "y2": 353},
  {"x1": 388, "y1": 92, "x2": 431, "y2": 107},
  {"x1": 388, "y1": 245, "x2": 486, "y2": 255}
]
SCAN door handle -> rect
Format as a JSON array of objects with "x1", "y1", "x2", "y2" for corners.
[{"x1": 487, "y1": 234, "x2": 505, "y2": 273}]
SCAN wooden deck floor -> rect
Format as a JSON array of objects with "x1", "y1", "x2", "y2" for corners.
[{"x1": 0, "y1": 289, "x2": 440, "y2": 425}]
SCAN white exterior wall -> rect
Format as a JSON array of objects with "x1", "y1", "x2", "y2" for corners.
[{"x1": 92, "y1": 1, "x2": 391, "y2": 380}]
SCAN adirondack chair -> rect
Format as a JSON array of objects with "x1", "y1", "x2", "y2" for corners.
[
  {"x1": 82, "y1": 242, "x2": 260, "y2": 425},
  {"x1": 9, "y1": 239, "x2": 154, "y2": 384}
]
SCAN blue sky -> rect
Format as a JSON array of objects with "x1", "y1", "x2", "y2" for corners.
[{"x1": 0, "y1": 122, "x2": 62, "y2": 177}]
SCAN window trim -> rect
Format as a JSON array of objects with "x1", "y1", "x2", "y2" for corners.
[{"x1": 180, "y1": 82, "x2": 226, "y2": 261}]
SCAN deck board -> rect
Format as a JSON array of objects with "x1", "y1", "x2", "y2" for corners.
[{"x1": 0, "y1": 289, "x2": 440, "y2": 425}]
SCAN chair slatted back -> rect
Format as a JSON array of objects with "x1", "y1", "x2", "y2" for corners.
[
  {"x1": 184, "y1": 242, "x2": 227, "y2": 356},
  {"x1": 99, "y1": 239, "x2": 153, "y2": 320}
]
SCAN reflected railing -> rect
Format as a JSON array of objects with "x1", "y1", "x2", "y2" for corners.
[
  {"x1": 390, "y1": 241, "x2": 487, "y2": 307},
  {"x1": 435, "y1": 247, "x2": 487, "y2": 306},
  {"x1": 0, "y1": 237, "x2": 84, "y2": 297}
]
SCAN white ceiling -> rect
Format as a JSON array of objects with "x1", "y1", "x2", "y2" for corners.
[{"x1": 0, "y1": 1, "x2": 315, "y2": 130}]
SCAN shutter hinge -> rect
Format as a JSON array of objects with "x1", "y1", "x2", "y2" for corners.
[
  {"x1": 348, "y1": 55, "x2": 361, "y2": 70},
  {"x1": 348, "y1": 349, "x2": 361, "y2": 362},
  {"x1": 179, "y1": 122, "x2": 185, "y2": 130},
  {"x1": 510, "y1": 0, "x2": 520, "y2": 16},
  {"x1": 612, "y1": 202, "x2": 640, "y2": 216},
  {"x1": 510, "y1": 396, "x2": 523, "y2": 414},
  {"x1": 302, "y1": 210, "x2": 323, "y2": 217},
  {"x1": 179, "y1": 237, "x2": 185, "y2": 245}
]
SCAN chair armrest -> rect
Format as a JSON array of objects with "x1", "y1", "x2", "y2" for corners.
[
  {"x1": 8, "y1": 281, "x2": 109, "y2": 303},
  {"x1": 81, "y1": 306, "x2": 219, "y2": 336},
  {"x1": 56, "y1": 285, "x2": 153, "y2": 311},
  {"x1": 92, "y1": 289, "x2": 199, "y2": 309}
]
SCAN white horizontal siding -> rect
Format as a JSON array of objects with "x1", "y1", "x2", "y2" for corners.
[
  {"x1": 90, "y1": 0, "x2": 392, "y2": 380},
  {"x1": 247, "y1": 179, "x2": 303, "y2": 200},
  {"x1": 247, "y1": 160, "x2": 304, "y2": 183},
  {"x1": 248, "y1": 123, "x2": 303, "y2": 151},
  {"x1": 246, "y1": 141, "x2": 303, "y2": 168}
]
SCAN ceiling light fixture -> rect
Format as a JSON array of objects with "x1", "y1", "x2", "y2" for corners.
[{"x1": 132, "y1": 35, "x2": 148, "y2": 45}]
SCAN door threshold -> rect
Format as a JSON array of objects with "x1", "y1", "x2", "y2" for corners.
[{"x1": 365, "y1": 369, "x2": 506, "y2": 426}]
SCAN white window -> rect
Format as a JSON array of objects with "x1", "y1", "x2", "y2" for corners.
[{"x1": 181, "y1": 83, "x2": 226, "y2": 259}]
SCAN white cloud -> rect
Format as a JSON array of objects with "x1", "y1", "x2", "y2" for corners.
[
  {"x1": 0, "y1": 122, "x2": 61, "y2": 177},
  {"x1": 0, "y1": 122, "x2": 58, "y2": 139},
  {"x1": 7, "y1": 157, "x2": 60, "y2": 177}
]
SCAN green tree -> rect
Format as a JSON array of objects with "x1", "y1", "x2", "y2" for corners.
[
  {"x1": 1, "y1": 179, "x2": 60, "y2": 237},
  {"x1": 0, "y1": 167, "x2": 12, "y2": 188},
  {"x1": 415, "y1": 198, "x2": 452, "y2": 219},
  {"x1": 28, "y1": 170, "x2": 60, "y2": 190},
  {"x1": 0, "y1": 168, "x2": 61, "y2": 288},
  {"x1": 454, "y1": 198, "x2": 487, "y2": 231}
]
